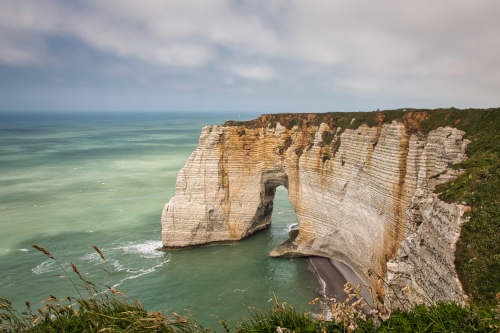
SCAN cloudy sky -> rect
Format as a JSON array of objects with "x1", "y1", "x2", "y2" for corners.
[{"x1": 1, "y1": 0, "x2": 499, "y2": 112}]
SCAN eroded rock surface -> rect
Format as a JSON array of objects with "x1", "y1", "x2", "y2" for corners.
[{"x1": 161, "y1": 113, "x2": 469, "y2": 308}]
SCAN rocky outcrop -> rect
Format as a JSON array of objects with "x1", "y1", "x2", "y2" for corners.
[
  {"x1": 161, "y1": 111, "x2": 470, "y2": 308},
  {"x1": 384, "y1": 192, "x2": 470, "y2": 307}
]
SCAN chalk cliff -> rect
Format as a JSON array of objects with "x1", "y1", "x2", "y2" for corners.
[{"x1": 161, "y1": 111, "x2": 470, "y2": 308}]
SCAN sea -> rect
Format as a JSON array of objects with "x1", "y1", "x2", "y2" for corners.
[{"x1": 0, "y1": 111, "x2": 318, "y2": 329}]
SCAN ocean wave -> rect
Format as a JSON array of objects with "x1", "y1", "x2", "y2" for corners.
[
  {"x1": 114, "y1": 261, "x2": 168, "y2": 288},
  {"x1": 81, "y1": 252, "x2": 125, "y2": 271},
  {"x1": 233, "y1": 288, "x2": 247, "y2": 293},
  {"x1": 81, "y1": 252, "x2": 100, "y2": 263},
  {"x1": 81, "y1": 240, "x2": 163, "y2": 264},
  {"x1": 32, "y1": 259, "x2": 57, "y2": 275},
  {"x1": 80, "y1": 240, "x2": 167, "y2": 280},
  {"x1": 110, "y1": 259, "x2": 125, "y2": 271},
  {"x1": 74, "y1": 240, "x2": 168, "y2": 289},
  {"x1": 113, "y1": 240, "x2": 164, "y2": 259}
]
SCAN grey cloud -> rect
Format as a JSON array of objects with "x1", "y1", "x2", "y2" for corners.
[
  {"x1": 0, "y1": 0, "x2": 499, "y2": 107},
  {"x1": 0, "y1": 29, "x2": 46, "y2": 65},
  {"x1": 229, "y1": 64, "x2": 276, "y2": 80}
]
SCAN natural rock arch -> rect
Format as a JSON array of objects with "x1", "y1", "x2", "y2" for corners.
[{"x1": 161, "y1": 115, "x2": 469, "y2": 307}]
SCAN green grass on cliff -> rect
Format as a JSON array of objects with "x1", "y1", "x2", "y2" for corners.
[{"x1": 432, "y1": 109, "x2": 500, "y2": 307}]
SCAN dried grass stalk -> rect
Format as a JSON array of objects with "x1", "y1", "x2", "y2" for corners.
[
  {"x1": 92, "y1": 245, "x2": 105, "y2": 260},
  {"x1": 32, "y1": 244, "x2": 55, "y2": 260}
]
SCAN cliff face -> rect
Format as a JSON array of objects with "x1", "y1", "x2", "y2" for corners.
[{"x1": 161, "y1": 111, "x2": 470, "y2": 307}]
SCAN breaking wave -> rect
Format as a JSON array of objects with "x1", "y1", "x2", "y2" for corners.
[
  {"x1": 76, "y1": 239, "x2": 168, "y2": 287},
  {"x1": 113, "y1": 240, "x2": 164, "y2": 259},
  {"x1": 113, "y1": 261, "x2": 167, "y2": 288},
  {"x1": 32, "y1": 259, "x2": 57, "y2": 275}
]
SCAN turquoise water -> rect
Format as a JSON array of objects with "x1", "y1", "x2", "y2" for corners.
[{"x1": 0, "y1": 112, "x2": 318, "y2": 329}]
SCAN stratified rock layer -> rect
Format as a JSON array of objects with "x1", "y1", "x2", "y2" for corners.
[{"x1": 161, "y1": 113, "x2": 469, "y2": 307}]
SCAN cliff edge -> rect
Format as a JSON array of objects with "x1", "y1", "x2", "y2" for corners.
[{"x1": 161, "y1": 108, "x2": 499, "y2": 308}]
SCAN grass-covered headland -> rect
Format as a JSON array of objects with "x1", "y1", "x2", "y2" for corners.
[{"x1": 1, "y1": 108, "x2": 499, "y2": 332}]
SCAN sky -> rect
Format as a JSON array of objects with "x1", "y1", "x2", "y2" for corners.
[{"x1": 1, "y1": 0, "x2": 499, "y2": 113}]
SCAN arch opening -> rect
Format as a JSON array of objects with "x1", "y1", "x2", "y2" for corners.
[
  {"x1": 270, "y1": 185, "x2": 299, "y2": 243},
  {"x1": 246, "y1": 169, "x2": 290, "y2": 235}
]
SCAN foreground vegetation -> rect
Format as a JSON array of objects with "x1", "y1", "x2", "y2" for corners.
[
  {"x1": 2, "y1": 287, "x2": 499, "y2": 332},
  {"x1": 236, "y1": 298, "x2": 499, "y2": 333},
  {"x1": 0, "y1": 295, "x2": 206, "y2": 332}
]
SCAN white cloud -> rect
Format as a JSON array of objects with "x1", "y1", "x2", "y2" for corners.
[
  {"x1": 230, "y1": 65, "x2": 276, "y2": 80},
  {"x1": 0, "y1": 0, "x2": 499, "y2": 105}
]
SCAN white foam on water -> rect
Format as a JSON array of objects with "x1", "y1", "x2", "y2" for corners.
[
  {"x1": 113, "y1": 261, "x2": 168, "y2": 288},
  {"x1": 32, "y1": 259, "x2": 57, "y2": 275},
  {"x1": 110, "y1": 259, "x2": 125, "y2": 271},
  {"x1": 18, "y1": 248, "x2": 29, "y2": 252},
  {"x1": 31, "y1": 239, "x2": 168, "y2": 293},
  {"x1": 81, "y1": 251, "x2": 125, "y2": 271},
  {"x1": 82, "y1": 239, "x2": 163, "y2": 263},
  {"x1": 233, "y1": 288, "x2": 247, "y2": 293},
  {"x1": 81, "y1": 252, "x2": 101, "y2": 263},
  {"x1": 113, "y1": 240, "x2": 164, "y2": 259}
]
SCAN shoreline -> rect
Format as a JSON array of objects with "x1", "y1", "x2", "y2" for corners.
[
  {"x1": 308, "y1": 256, "x2": 374, "y2": 311},
  {"x1": 308, "y1": 257, "x2": 348, "y2": 303}
]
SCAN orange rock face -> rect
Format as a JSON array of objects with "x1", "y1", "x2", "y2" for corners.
[{"x1": 161, "y1": 115, "x2": 469, "y2": 307}]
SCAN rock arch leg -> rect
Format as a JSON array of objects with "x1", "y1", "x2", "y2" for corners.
[{"x1": 161, "y1": 125, "x2": 292, "y2": 247}]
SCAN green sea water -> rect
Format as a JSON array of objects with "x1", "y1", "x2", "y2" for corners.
[{"x1": 0, "y1": 112, "x2": 318, "y2": 329}]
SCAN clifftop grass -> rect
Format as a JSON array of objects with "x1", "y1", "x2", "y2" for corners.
[
  {"x1": 224, "y1": 107, "x2": 498, "y2": 134},
  {"x1": 433, "y1": 109, "x2": 500, "y2": 307}
]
